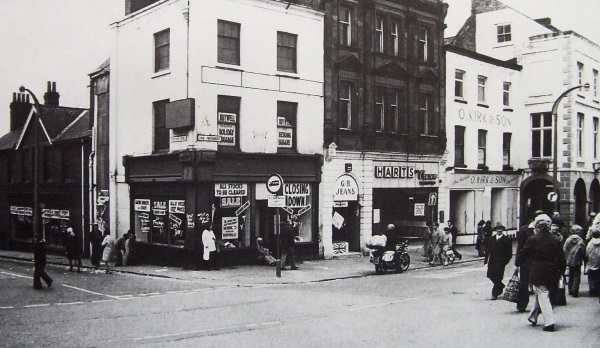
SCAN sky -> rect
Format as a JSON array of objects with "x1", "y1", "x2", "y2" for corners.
[{"x1": 1, "y1": 0, "x2": 600, "y2": 135}]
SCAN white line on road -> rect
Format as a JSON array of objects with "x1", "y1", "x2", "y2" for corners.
[
  {"x1": 0, "y1": 271, "x2": 30, "y2": 279},
  {"x1": 0, "y1": 306, "x2": 15, "y2": 309},
  {"x1": 92, "y1": 299, "x2": 114, "y2": 303},
  {"x1": 24, "y1": 304, "x2": 50, "y2": 308},
  {"x1": 347, "y1": 297, "x2": 418, "y2": 312},
  {"x1": 133, "y1": 321, "x2": 282, "y2": 342},
  {"x1": 62, "y1": 284, "x2": 121, "y2": 299},
  {"x1": 56, "y1": 302, "x2": 84, "y2": 306}
]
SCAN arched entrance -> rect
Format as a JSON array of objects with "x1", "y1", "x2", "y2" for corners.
[
  {"x1": 332, "y1": 174, "x2": 360, "y2": 252},
  {"x1": 590, "y1": 179, "x2": 600, "y2": 214},
  {"x1": 574, "y1": 179, "x2": 587, "y2": 226},
  {"x1": 520, "y1": 174, "x2": 554, "y2": 226}
]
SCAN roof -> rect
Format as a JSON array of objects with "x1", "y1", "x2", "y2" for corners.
[
  {"x1": 0, "y1": 130, "x2": 22, "y2": 151},
  {"x1": 38, "y1": 105, "x2": 88, "y2": 141}
]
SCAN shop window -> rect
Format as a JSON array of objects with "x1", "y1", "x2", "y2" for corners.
[
  {"x1": 478, "y1": 129, "x2": 487, "y2": 169},
  {"x1": 213, "y1": 183, "x2": 251, "y2": 248},
  {"x1": 339, "y1": 6, "x2": 352, "y2": 47},
  {"x1": 277, "y1": 101, "x2": 297, "y2": 151},
  {"x1": 217, "y1": 20, "x2": 240, "y2": 65},
  {"x1": 154, "y1": 29, "x2": 170, "y2": 72},
  {"x1": 217, "y1": 95, "x2": 241, "y2": 149},
  {"x1": 153, "y1": 99, "x2": 170, "y2": 153},
  {"x1": 277, "y1": 31, "x2": 297, "y2": 73},
  {"x1": 454, "y1": 126, "x2": 465, "y2": 166},
  {"x1": 133, "y1": 197, "x2": 185, "y2": 247},
  {"x1": 531, "y1": 112, "x2": 552, "y2": 158}
]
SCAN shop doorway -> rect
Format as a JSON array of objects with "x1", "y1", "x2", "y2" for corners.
[
  {"x1": 590, "y1": 179, "x2": 600, "y2": 214},
  {"x1": 449, "y1": 190, "x2": 474, "y2": 240},
  {"x1": 332, "y1": 201, "x2": 360, "y2": 252},
  {"x1": 574, "y1": 179, "x2": 587, "y2": 226},
  {"x1": 520, "y1": 177, "x2": 554, "y2": 226}
]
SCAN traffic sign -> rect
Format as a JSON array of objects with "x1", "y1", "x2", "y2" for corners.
[
  {"x1": 547, "y1": 192, "x2": 558, "y2": 202},
  {"x1": 266, "y1": 174, "x2": 284, "y2": 194}
]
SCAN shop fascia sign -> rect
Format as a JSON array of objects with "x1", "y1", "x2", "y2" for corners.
[
  {"x1": 452, "y1": 173, "x2": 519, "y2": 188},
  {"x1": 374, "y1": 165, "x2": 437, "y2": 185},
  {"x1": 334, "y1": 174, "x2": 358, "y2": 201}
]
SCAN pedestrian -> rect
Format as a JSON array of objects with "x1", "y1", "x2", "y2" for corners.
[
  {"x1": 515, "y1": 214, "x2": 566, "y2": 332},
  {"x1": 550, "y1": 220, "x2": 564, "y2": 245},
  {"x1": 281, "y1": 218, "x2": 299, "y2": 270},
  {"x1": 430, "y1": 224, "x2": 444, "y2": 265},
  {"x1": 202, "y1": 224, "x2": 219, "y2": 270},
  {"x1": 441, "y1": 227, "x2": 452, "y2": 266},
  {"x1": 33, "y1": 236, "x2": 53, "y2": 289},
  {"x1": 256, "y1": 237, "x2": 276, "y2": 266},
  {"x1": 482, "y1": 220, "x2": 493, "y2": 252},
  {"x1": 515, "y1": 217, "x2": 536, "y2": 312},
  {"x1": 581, "y1": 212, "x2": 596, "y2": 241},
  {"x1": 422, "y1": 222, "x2": 434, "y2": 261},
  {"x1": 90, "y1": 224, "x2": 103, "y2": 267},
  {"x1": 563, "y1": 225, "x2": 586, "y2": 297},
  {"x1": 124, "y1": 230, "x2": 135, "y2": 266},
  {"x1": 552, "y1": 212, "x2": 567, "y2": 241},
  {"x1": 447, "y1": 220, "x2": 462, "y2": 260},
  {"x1": 101, "y1": 230, "x2": 116, "y2": 274},
  {"x1": 476, "y1": 220, "x2": 486, "y2": 257},
  {"x1": 484, "y1": 224, "x2": 513, "y2": 300},
  {"x1": 65, "y1": 227, "x2": 82, "y2": 272},
  {"x1": 585, "y1": 227, "x2": 600, "y2": 297},
  {"x1": 114, "y1": 233, "x2": 129, "y2": 266}
]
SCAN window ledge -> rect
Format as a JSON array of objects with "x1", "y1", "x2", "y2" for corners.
[
  {"x1": 419, "y1": 134, "x2": 438, "y2": 138},
  {"x1": 477, "y1": 164, "x2": 489, "y2": 170},
  {"x1": 454, "y1": 98, "x2": 468, "y2": 104},
  {"x1": 477, "y1": 103, "x2": 490, "y2": 108},
  {"x1": 276, "y1": 72, "x2": 300, "y2": 79},
  {"x1": 454, "y1": 164, "x2": 467, "y2": 169},
  {"x1": 493, "y1": 42, "x2": 513, "y2": 48},
  {"x1": 503, "y1": 108, "x2": 513, "y2": 112},
  {"x1": 593, "y1": 99, "x2": 600, "y2": 104},
  {"x1": 152, "y1": 69, "x2": 171, "y2": 79},
  {"x1": 577, "y1": 94, "x2": 585, "y2": 99},
  {"x1": 216, "y1": 63, "x2": 243, "y2": 72}
]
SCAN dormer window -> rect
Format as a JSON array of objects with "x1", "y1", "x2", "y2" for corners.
[{"x1": 497, "y1": 24, "x2": 511, "y2": 43}]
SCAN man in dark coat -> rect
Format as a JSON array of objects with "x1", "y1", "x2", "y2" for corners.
[
  {"x1": 484, "y1": 224, "x2": 513, "y2": 299},
  {"x1": 90, "y1": 224, "x2": 103, "y2": 267},
  {"x1": 515, "y1": 214, "x2": 566, "y2": 332},
  {"x1": 447, "y1": 220, "x2": 462, "y2": 260},
  {"x1": 114, "y1": 233, "x2": 129, "y2": 266},
  {"x1": 33, "y1": 237, "x2": 53, "y2": 289},
  {"x1": 66, "y1": 227, "x2": 82, "y2": 272},
  {"x1": 515, "y1": 217, "x2": 536, "y2": 311},
  {"x1": 280, "y1": 219, "x2": 298, "y2": 270}
]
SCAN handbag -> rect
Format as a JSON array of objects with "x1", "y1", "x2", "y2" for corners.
[
  {"x1": 502, "y1": 269, "x2": 520, "y2": 303},
  {"x1": 555, "y1": 275, "x2": 567, "y2": 306}
]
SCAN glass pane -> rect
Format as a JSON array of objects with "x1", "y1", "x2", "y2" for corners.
[
  {"x1": 531, "y1": 114, "x2": 540, "y2": 128},
  {"x1": 532, "y1": 130, "x2": 541, "y2": 157},
  {"x1": 543, "y1": 129, "x2": 552, "y2": 156}
]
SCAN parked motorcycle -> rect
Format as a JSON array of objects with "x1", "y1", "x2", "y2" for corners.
[{"x1": 369, "y1": 239, "x2": 411, "y2": 274}]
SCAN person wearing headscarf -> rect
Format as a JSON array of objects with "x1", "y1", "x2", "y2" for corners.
[
  {"x1": 516, "y1": 214, "x2": 566, "y2": 332},
  {"x1": 563, "y1": 225, "x2": 586, "y2": 297}
]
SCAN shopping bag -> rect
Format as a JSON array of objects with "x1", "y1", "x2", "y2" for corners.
[
  {"x1": 502, "y1": 269, "x2": 520, "y2": 303},
  {"x1": 555, "y1": 275, "x2": 567, "y2": 306}
]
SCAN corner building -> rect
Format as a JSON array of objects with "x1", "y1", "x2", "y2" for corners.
[
  {"x1": 320, "y1": 0, "x2": 448, "y2": 258},
  {"x1": 109, "y1": 0, "x2": 324, "y2": 266}
]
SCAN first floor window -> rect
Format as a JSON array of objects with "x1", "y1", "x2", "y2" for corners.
[
  {"x1": 455, "y1": 126, "x2": 465, "y2": 166},
  {"x1": 217, "y1": 95, "x2": 241, "y2": 149},
  {"x1": 277, "y1": 31, "x2": 297, "y2": 73},
  {"x1": 277, "y1": 101, "x2": 297, "y2": 150},
  {"x1": 375, "y1": 88, "x2": 403, "y2": 133},
  {"x1": 154, "y1": 29, "x2": 170, "y2": 72},
  {"x1": 153, "y1": 99, "x2": 170, "y2": 152},
  {"x1": 455, "y1": 70, "x2": 465, "y2": 98},
  {"x1": 478, "y1": 75, "x2": 487, "y2": 103},
  {"x1": 577, "y1": 113, "x2": 584, "y2": 158},
  {"x1": 339, "y1": 81, "x2": 354, "y2": 129},
  {"x1": 43, "y1": 147, "x2": 54, "y2": 183},
  {"x1": 478, "y1": 129, "x2": 487, "y2": 168},
  {"x1": 217, "y1": 20, "x2": 240, "y2": 65},
  {"x1": 22, "y1": 149, "x2": 31, "y2": 183},
  {"x1": 419, "y1": 93, "x2": 434, "y2": 135},
  {"x1": 531, "y1": 112, "x2": 552, "y2": 158},
  {"x1": 594, "y1": 117, "x2": 599, "y2": 159},
  {"x1": 375, "y1": 87, "x2": 385, "y2": 131},
  {"x1": 503, "y1": 82, "x2": 511, "y2": 107},
  {"x1": 503, "y1": 133, "x2": 512, "y2": 166}
]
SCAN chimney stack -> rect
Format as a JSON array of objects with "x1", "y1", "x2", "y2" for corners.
[
  {"x1": 43, "y1": 81, "x2": 60, "y2": 106},
  {"x1": 9, "y1": 92, "x2": 32, "y2": 132}
]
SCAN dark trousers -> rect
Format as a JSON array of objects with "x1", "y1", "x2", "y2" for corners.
[
  {"x1": 516, "y1": 266, "x2": 531, "y2": 310},
  {"x1": 450, "y1": 245, "x2": 462, "y2": 259},
  {"x1": 567, "y1": 265, "x2": 582, "y2": 296},
  {"x1": 490, "y1": 276, "x2": 505, "y2": 298},
  {"x1": 205, "y1": 251, "x2": 220, "y2": 270},
  {"x1": 281, "y1": 246, "x2": 297, "y2": 269},
  {"x1": 33, "y1": 267, "x2": 53, "y2": 289},
  {"x1": 588, "y1": 269, "x2": 600, "y2": 296},
  {"x1": 69, "y1": 257, "x2": 82, "y2": 270}
]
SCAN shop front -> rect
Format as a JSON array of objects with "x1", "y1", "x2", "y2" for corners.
[{"x1": 125, "y1": 150, "x2": 321, "y2": 267}]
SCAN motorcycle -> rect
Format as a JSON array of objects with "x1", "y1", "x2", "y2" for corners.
[{"x1": 369, "y1": 239, "x2": 411, "y2": 274}]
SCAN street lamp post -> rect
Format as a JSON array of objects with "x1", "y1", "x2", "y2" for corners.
[
  {"x1": 19, "y1": 86, "x2": 42, "y2": 241},
  {"x1": 551, "y1": 83, "x2": 590, "y2": 212}
]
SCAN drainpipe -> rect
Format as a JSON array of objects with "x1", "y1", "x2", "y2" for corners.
[{"x1": 81, "y1": 139, "x2": 86, "y2": 255}]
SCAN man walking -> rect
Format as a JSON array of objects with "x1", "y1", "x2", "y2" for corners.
[
  {"x1": 484, "y1": 224, "x2": 513, "y2": 300},
  {"x1": 515, "y1": 217, "x2": 536, "y2": 312},
  {"x1": 447, "y1": 220, "x2": 462, "y2": 260},
  {"x1": 33, "y1": 237, "x2": 53, "y2": 289}
]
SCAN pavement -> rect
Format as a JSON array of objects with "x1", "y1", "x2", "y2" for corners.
[{"x1": 0, "y1": 243, "x2": 486, "y2": 286}]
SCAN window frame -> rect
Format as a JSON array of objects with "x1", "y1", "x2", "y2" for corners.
[
  {"x1": 277, "y1": 31, "x2": 297, "y2": 73},
  {"x1": 277, "y1": 101, "x2": 297, "y2": 152},
  {"x1": 153, "y1": 99, "x2": 170, "y2": 153},
  {"x1": 154, "y1": 29, "x2": 170, "y2": 73},
  {"x1": 454, "y1": 126, "x2": 465, "y2": 166},
  {"x1": 43, "y1": 146, "x2": 53, "y2": 183},
  {"x1": 338, "y1": 80, "x2": 354, "y2": 130},
  {"x1": 22, "y1": 148, "x2": 32, "y2": 184},
  {"x1": 390, "y1": 20, "x2": 399, "y2": 56},
  {"x1": 577, "y1": 113, "x2": 584, "y2": 158},
  {"x1": 594, "y1": 117, "x2": 599, "y2": 159},
  {"x1": 418, "y1": 24, "x2": 430, "y2": 62},
  {"x1": 578, "y1": 62, "x2": 584, "y2": 86},
  {"x1": 496, "y1": 24, "x2": 511, "y2": 43},
  {"x1": 339, "y1": 6, "x2": 352, "y2": 47},
  {"x1": 455, "y1": 69, "x2": 465, "y2": 98},
  {"x1": 477, "y1": 129, "x2": 487, "y2": 168},
  {"x1": 531, "y1": 112, "x2": 553, "y2": 158},
  {"x1": 419, "y1": 92, "x2": 435, "y2": 135},
  {"x1": 375, "y1": 16, "x2": 384, "y2": 53},
  {"x1": 594, "y1": 69, "x2": 598, "y2": 98},
  {"x1": 503, "y1": 132, "x2": 512, "y2": 167},
  {"x1": 375, "y1": 87, "x2": 385, "y2": 131},
  {"x1": 217, "y1": 20, "x2": 241, "y2": 66},
  {"x1": 503, "y1": 82, "x2": 511, "y2": 107},
  {"x1": 477, "y1": 75, "x2": 487, "y2": 104}
]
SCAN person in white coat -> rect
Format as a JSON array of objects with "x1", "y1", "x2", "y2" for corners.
[{"x1": 202, "y1": 225, "x2": 219, "y2": 270}]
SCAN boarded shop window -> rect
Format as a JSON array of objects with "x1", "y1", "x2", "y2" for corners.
[
  {"x1": 133, "y1": 197, "x2": 185, "y2": 247},
  {"x1": 217, "y1": 95, "x2": 241, "y2": 149}
]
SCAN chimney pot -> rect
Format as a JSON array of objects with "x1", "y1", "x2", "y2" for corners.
[{"x1": 47, "y1": 81, "x2": 51, "y2": 92}]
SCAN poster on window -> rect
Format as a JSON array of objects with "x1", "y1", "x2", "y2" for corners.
[
  {"x1": 218, "y1": 123, "x2": 236, "y2": 146},
  {"x1": 414, "y1": 203, "x2": 425, "y2": 216},
  {"x1": 135, "y1": 199, "x2": 150, "y2": 212},
  {"x1": 278, "y1": 124, "x2": 293, "y2": 148},
  {"x1": 169, "y1": 200, "x2": 186, "y2": 245},
  {"x1": 221, "y1": 216, "x2": 238, "y2": 239}
]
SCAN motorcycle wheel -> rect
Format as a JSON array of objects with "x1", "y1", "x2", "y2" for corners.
[
  {"x1": 375, "y1": 264, "x2": 384, "y2": 275},
  {"x1": 397, "y1": 253, "x2": 410, "y2": 272}
]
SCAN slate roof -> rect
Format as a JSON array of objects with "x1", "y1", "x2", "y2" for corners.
[
  {"x1": 0, "y1": 130, "x2": 22, "y2": 151},
  {"x1": 38, "y1": 105, "x2": 88, "y2": 141}
]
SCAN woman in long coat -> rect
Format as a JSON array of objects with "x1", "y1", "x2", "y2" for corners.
[
  {"x1": 101, "y1": 231, "x2": 116, "y2": 274},
  {"x1": 516, "y1": 214, "x2": 566, "y2": 332}
]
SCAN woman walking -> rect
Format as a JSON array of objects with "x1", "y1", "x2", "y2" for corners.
[
  {"x1": 101, "y1": 230, "x2": 116, "y2": 274},
  {"x1": 515, "y1": 214, "x2": 566, "y2": 332}
]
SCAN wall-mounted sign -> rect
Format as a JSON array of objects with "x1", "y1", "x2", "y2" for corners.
[
  {"x1": 215, "y1": 183, "x2": 248, "y2": 197},
  {"x1": 375, "y1": 166, "x2": 415, "y2": 178},
  {"x1": 457, "y1": 108, "x2": 513, "y2": 128},
  {"x1": 217, "y1": 112, "x2": 237, "y2": 147},
  {"x1": 417, "y1": 170, "x2": 438, "y2": 185},
  {"x1": 171, "y1": 135, "x2": 187, "y2": 142},
  {"x1": 134, "y1": 199, "x2": 150, "y2": 212},
  {"x1": 334, "y1": 201, "x2": 348, "y2": 208},
  {"x1": 414, "y1": 203, "x2": 425, "y2": 216},
  {"x1": 266, "y1": 174, "x2": 283, "y2": 195},
  {"x1": 197, "y1": 134, "x2": 221, "y2": 142},
  {"x1": 451, "y1": 173, "x2": 519, "y2": 188},
  {"x1": 333, "y1": 174, "x2": 358, "y2": 201}
]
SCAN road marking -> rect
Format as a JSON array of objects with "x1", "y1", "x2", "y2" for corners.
[
  {"x1": 347, "y1": 297, "x2": 418, "y2": 312},
  {"x1": 0, "y1": 271, "x2": 30, "y2": 279},
  {"x1": 92, "y1": 299, "x2": 114, "y2": 303},
  {"x1": 133, "y1": 321, "x2": 281, "y2": 342},
  {"x1": 24, "y1": 304, "x2": 50, "y2": 308},
  {"x1": 56, "y1": 301, "x2": 84, "y2": 306},
  {"x1": 0, "y1": 306, "x2": 15, "y2": 309},
  {"x1": 62, "y1": 284, "x2": 121, "y2": 299},
  {"x1": 138, "y1": 292, "x2": 161, "y2": 297}
]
